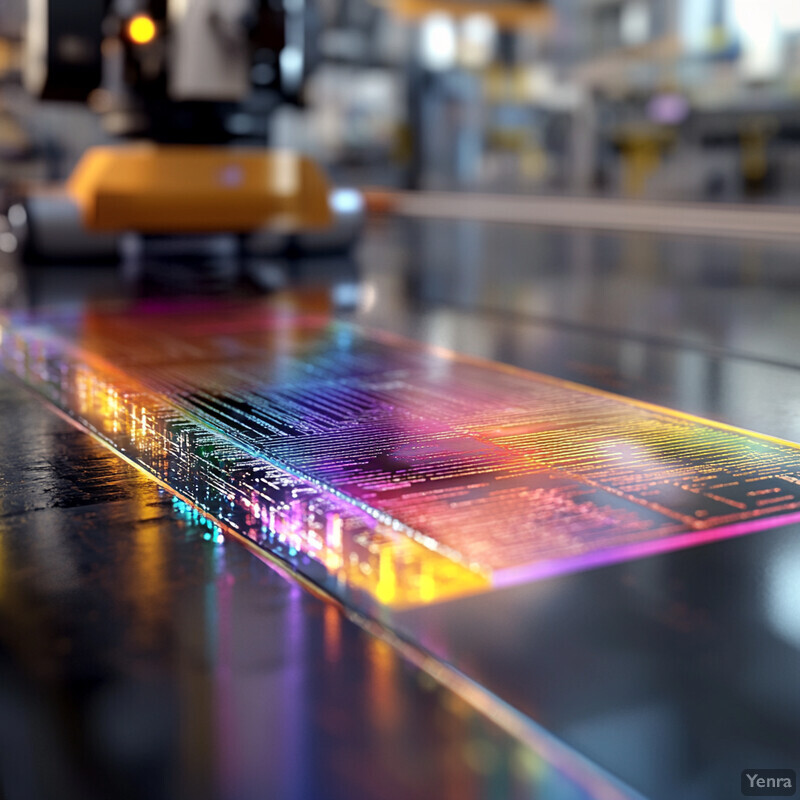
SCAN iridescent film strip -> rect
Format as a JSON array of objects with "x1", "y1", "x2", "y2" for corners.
[{"x1": 3, "y1": 296, "x2": 800, "y2": 608}]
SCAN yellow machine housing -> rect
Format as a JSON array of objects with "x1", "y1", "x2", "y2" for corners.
[{"x1": 67, "y1": 145, "x2": 333, "y2": 233}]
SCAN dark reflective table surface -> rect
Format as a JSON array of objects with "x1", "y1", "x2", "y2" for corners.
[
  {"x1": 0, "y1": 376, "x2": 610, "y2": 800},
  {"x1": 2, "y1": 214, "x2": 800, "y2": 800}
]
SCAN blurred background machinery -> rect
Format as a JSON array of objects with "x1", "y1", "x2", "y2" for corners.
[
  {"x1": 0, "y1": 0, "x2": 368, "y2": 261},
  {"x1": 6, "y1": 1, "x2": 800, "y2": 206}
]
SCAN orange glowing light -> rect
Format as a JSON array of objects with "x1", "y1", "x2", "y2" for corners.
[{"x1": 127, "y1": 15, "x2": 157, "y2": 45}]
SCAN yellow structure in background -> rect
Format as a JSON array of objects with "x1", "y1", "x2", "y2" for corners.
[
  {"x1": 377, "y1": 0, "x2": 554, "y2": 30},
  {"x1": 374, "y1": 0, "x2": 556, "y2": 30},
  {"x1": 67, "y1": 145, "x2": 333, "y2": 233},
  {"x1": 615, "y1": 125, "x2": 675, "y2": 197}
]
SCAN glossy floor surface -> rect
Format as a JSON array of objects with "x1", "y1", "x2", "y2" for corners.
[{"x1": 2, "y1": 214, "x2": 800, "y2": 799}]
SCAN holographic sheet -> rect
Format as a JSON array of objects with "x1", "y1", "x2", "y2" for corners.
[{"x1": 3, "y1": 296, "x2": 800, "y2": 607}]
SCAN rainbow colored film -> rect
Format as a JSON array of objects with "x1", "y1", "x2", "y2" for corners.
[{"x1": 3, "y1": 295, "x2": 800, "y2": 608}]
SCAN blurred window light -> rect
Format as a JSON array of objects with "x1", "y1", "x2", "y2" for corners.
[
  {"x1": 678, "y1": 0, "x2": 792, "y2": 59},
  {"x1": 776, "y1": 0, "x2": 800, "y2": 30},
  {"x1": 680, "y1": 0, "x2": 714, "y2": 53},
  {"x1": 731, "y1": 0, "x2": 781, "y2": 78},
  {"x1": 459, "y1": 14, "x2": 496, "y2": 69},
  {"x1": 420, "y1": 13, "x2": 457, "y2": 72},
  {"x1": 620, "y1": 1, "x2": 650, "y2": 47}
]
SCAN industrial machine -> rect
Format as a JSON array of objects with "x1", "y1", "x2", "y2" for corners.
[{"x1": 10, "y1": 0, "x2": 364, "y2": 261}]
